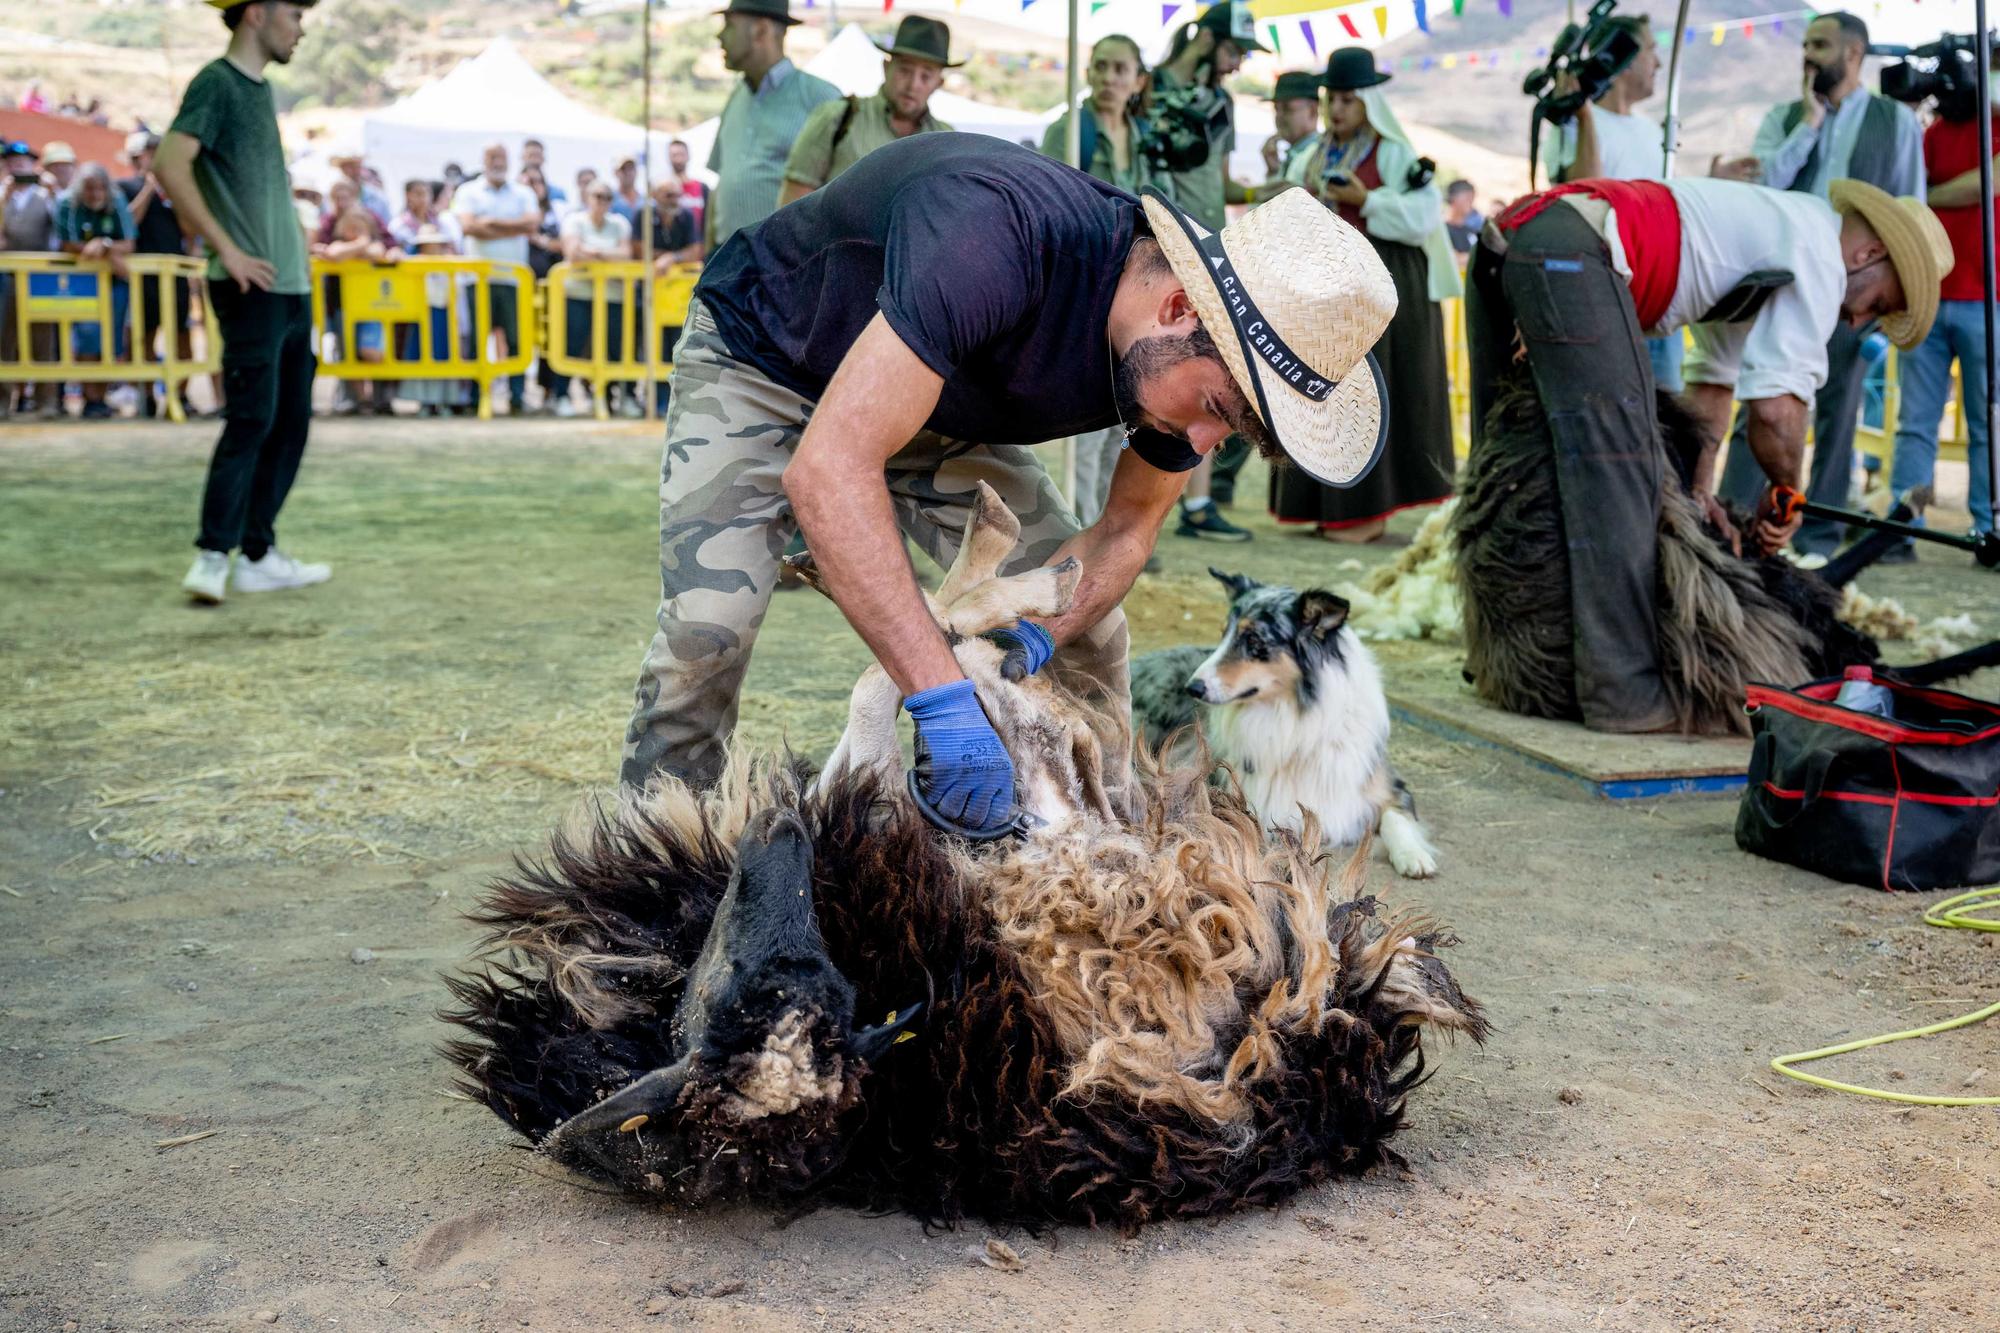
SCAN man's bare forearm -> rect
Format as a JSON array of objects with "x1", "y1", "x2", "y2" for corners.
[
  {"x1": 789, "y1": 454, "x2": 962, "y2": 697},
  {"x1": 1040, "y1": 450, "x2": 1182, "y2": 642},
  {"x1": 1679, "y1": 382, "x2": 1734, "y2": 494},
  {"x1": 1744, "y1": 394, "x2": 1807, "y2": 492}
]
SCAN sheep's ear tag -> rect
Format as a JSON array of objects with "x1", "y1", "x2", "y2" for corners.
[{"x1": 850, "y1": 1002, "x2": 925, "y2": 1063}]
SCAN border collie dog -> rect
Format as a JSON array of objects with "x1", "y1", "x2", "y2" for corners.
[{"x1": 1132, "y1": 569, "x2": 1440, "y2": 879}]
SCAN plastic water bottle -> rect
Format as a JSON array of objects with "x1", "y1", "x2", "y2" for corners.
[{"x1": 1834, "y1": 666, "x2": 1895, "y2": 719}]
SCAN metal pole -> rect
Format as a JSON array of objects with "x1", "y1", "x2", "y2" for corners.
[
  {"x1": 641, "y1": 0, "x2": 657, "y2": 422},
  {"x1": 1978, "y1": 4, "x2": 1996, "y2": 541},
  {"x1": 1062, "y1": 0, "x2": 1081, "y2": 504},
  {"x1": 1660, "y1": 0, "x2": 1691, "y2": 178}
]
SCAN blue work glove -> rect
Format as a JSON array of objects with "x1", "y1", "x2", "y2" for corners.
[
  {"x1": 982, "y1": 619, "x2": 1056, "y2": 683},
  {"x1": 903, "y1": 679, "x2": 1018, "y2": 839}
]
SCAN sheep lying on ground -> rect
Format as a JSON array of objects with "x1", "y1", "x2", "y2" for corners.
[{"x1": 444, "y1": 485, "x2": 1486, "y2": 1231}]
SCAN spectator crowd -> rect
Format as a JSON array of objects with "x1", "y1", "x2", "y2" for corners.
[{"x1": 3, "y1": 3, "x2": 1994, "y2": 566}]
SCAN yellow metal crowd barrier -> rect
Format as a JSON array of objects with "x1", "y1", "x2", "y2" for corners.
[
  {"x1": 310, "y1": 256, "x2": 536, "y2": 420},
  {"x1": 0, "y1": 252, "x2": 218, "y2": 423},
  {"x1": 541, "y1": 261, "x2": 701, "y2": 420}
]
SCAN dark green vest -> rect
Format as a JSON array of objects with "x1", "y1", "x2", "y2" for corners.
[{"x1": 1779, "y1": 93, "x2": 1904, "y2": 194}]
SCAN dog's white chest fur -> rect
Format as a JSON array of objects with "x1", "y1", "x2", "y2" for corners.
[{"x1": 1206, "y1": 631, "x2": 1390, "y2": 848}]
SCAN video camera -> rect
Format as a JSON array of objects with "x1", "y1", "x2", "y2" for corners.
[
  {"x1": 1881, "y1": 32, "x2": 1992, "y2": 123},
  {"x1": 1521, "y1": 0, "x2": 1643, "y2": 127}
]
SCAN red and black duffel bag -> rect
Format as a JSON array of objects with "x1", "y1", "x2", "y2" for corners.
[{"x1": 1736, "y1": 677, "x2": 2000, "y2": 891}]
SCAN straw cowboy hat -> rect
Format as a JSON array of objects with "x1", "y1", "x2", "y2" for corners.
[
  {"x1": 410, "y1": 225, "x2": 453, "y2": 248},
  {"x1": 1141, "y1": 186, "x2": 1396, "y2": 487},
  {"x1": 1827, "y1": 178, "x2": 1954, "y2": 349}
]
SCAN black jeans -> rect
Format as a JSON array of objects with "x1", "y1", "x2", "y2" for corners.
[
  {"x1": 1465, "y1": 205, "x2": 1674, "y2": 733},
  {"x1": 196, "y1": 283, "x2": 316, "y2": 559}
]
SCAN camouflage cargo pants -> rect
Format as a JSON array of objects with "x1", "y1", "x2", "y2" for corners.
[{"x1": 620, "y1": 298, "x2": 1131, "y2": 790}]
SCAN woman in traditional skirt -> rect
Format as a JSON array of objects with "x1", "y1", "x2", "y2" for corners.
[{"x1": 1274, "y1": 48, "x2": 1460, "y2": 542}]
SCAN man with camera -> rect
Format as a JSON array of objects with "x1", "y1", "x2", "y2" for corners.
[
  {"x1": 1465, "y1": 173, "x2": 1950, "y2": 733},
  {"x1": 1886, "y1": 37, "x2": 1999, "y2": 560},
  {"x1": 1710, "y1": 12, "x2": 1924, "y2": 554},
  {"x1": 619, "y1": 134, "x2": 1398, "y2": 837}
]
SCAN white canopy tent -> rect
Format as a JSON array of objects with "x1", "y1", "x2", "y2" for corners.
[
  {"x1": 673, "y1": 23, "x2": 1054, "y2": 170},
  {"x1": 360, "y1": 38, "x2": 685, "y2": 199}
]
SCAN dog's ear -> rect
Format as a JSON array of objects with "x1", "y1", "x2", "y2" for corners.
[
  {"x1": 1297, "y1": 589, "x2": 1350, "y2": 640},
  {"x1": 1209, "y1": 568, "x2": 1255, "y2": 600}
]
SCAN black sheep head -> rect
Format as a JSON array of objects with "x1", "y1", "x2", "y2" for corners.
[{"x1": 540, "y1": 808, "x2": 917, "y2": 1197}]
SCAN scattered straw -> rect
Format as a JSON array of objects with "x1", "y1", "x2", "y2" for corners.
[{"x1": 155, "y1": 1130, "x2": 219, "y2": 1150}]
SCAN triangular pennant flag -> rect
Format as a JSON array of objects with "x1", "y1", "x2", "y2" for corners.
[
  {"x1": 1497, "y1": 0, "x2": 1511, "y2": 16},
  {"x1": 1421, "y1": 54, "x2": 1434, "y2": 70},
  {"x1": 1299, "y1": 18, "x2": 1317, "y2": 54},
  {"x1": 1710, "y1": 22, "x2": 1724, "y2": 44},
  {"x1": 1090, "y1": 0, "x2": 1106, "y2": 10},
  {"x1": 1266, "y1": 22, "x2": 1281, "y2": 51},
  {"x1": 1338, "y1": 12, "x2": 1360, "y2": 37},
  {"x1": 1683, "y1": 26, "x2": 1695, "y2": 44},
  {"x1": 1441, "y1": 53, "x2": 1456, "y2": 68},
  {"x1": 1452, "y1": 0, "x2": 1464, "y2": 15},
  {"x1": 1414, "y1": 0, "x2": 1429, "y2": 34},
  {"x1": 1163, "y1": 3, "x2": 1182, "y2": 27},
  {"x1": 1373, "y1": 6, "x2": 1388, "y2": 36},
  {"x1": 1773, "y1": 18, "x2": 1784, "y2": 33},
  {"x1": 1741, "y1": 21, "x2": 1754, "y2": 37},
  {"x1": 1466, "y1": 51, "x2": 1479, "y2": 64}
]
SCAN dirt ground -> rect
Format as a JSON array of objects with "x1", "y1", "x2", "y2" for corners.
[{"x1": 4, "y1": 420, "x2": 1998, "y2": 1332}]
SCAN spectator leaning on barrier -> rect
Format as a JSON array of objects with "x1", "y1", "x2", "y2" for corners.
[
  {"x1": 452, "y1": 141, "x2": 542, "y2": 415},
  {"x1": 669, "y1": 138, "x2": 705, "y2": 234},
  {"x1": 2, "y1": 139, "x2": 61, "y2": 419},
  {"x1": 1041, "y1": 33, "x2": 1159, "y2": 529},
  {"x1": 1280, "y1": 47, "x2": 1459, "y2": 544},
  {"x1": 611, "y1": 155, "x2": 646, "y2": 233},
  {"x1": 155, "y1": 0, "x2": 328, "y2": 606},
  {"x1": 120, "y1": 130, "x2": 198, "y2": 420},
  {"x1": 650, "y1": 177, "x2": 703, "y2": 268},
  {"x1": 1153, "y1": 1, "x2": 1267, "y2": 541},
  {"x1": 55, "y1": 162, "x2": 137, "y2": 421},
  {"x1": 1888, "y1": 71, "x2": 2000, "y2": 561},
  {"x1": 707, "y1": 0, "x2": 840, "y2": 247},
  {"x1": 331, "y1": 151, "x2": 391, "y2": 230},
  {"x1": 521, "y1": 164, "x2": 567, "y2": 415},
  {"x1": 1710, "y1": 11, "x2": 1925, "y2": 555},
  {"x1": 42, "y1": 141, "x2": 76, "y2": 194},
  {"x1": 1538, "y1": 15, "x2": 1681, "y2": 391},
  {"x1": 1254, "y1": 69, "x2": 1323, "y2": 197},
  {"x1": 779, "y1": 16, "x2": 957, "y2": 207},
  {"x1": 558, "y1": 179, "x2": 638, "y2": 419},
  {"x1": 390, "y1": 177, "x2": 460, "y2": 253}
]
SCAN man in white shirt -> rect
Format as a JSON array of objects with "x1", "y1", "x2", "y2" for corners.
[
  {"x1": 1464, "y1": 175, "x2": 1948, "y2": 734},
  {"x1": 1709, "y1": 12, "x2": 1925, "y2": 552},
  {"x1": 452, "y1": 141, "x2": 542, "y2": 414},
  {"x1": 1540, "y1": 15, "x2": 1681, "y2": 389}
]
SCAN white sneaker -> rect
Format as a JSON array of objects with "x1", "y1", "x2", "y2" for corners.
[
  {"x1": 233, "y1": 549, "x2": 331, "y2": 593},
  {"x1": 182, "y1": 550, "x2": 232, "y2": 604},
  {"x1": 554, "y1": 397, "x2": 579, "y2": 419}
]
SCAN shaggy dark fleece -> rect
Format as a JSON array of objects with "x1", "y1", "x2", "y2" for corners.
[
  {"x1": 1452, "y1": 372, "x2": 1580, "y2": 721},
  {"x1": 442, "y1": 770, "x2": 1479, "y2": 1231}
]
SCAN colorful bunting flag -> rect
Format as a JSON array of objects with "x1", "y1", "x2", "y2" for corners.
[
  {"x1": 1710, "y1": 22, "x2": 1724, "y2": 44},
  {"x1": 1090, "y1": 0, "x2": 1107, "y2": 11},
  {"x1": 1452, "y1": 0, "x2": 1464, "y2": 14},
  {"x1": 1497, "y1": 0, "x2": 1511, "y2": 15},
  {"x1": 1266, "y1": 22, "x2": 1281, "y2": 51},
  {"x1": 1338, "y1": 11, "x2": 1360, "y2": 37},
  {"x1": 1163, "y1": 3, "x2": 1181, "y2": 27},
  {"x1": 1373, "y1": 5, "x2": 1388, "y2": 36},
  {"x1": 1300, "y1": 18, "x2": 1317, "y2": 54},
  {"x1": 1413, "y1": 0, "x2": 1428, "y2": 34},
  {"x1": 1441, "y1": 53, "x2": 1456, "y2": 68}
]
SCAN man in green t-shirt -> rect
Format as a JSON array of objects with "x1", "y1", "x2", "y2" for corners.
[
  {"x1": 777, "y1": 17, "x2": 957, "y2": 207},
  {"x1": 155, "y1": 0, "x2": 327, "y2": 606}
]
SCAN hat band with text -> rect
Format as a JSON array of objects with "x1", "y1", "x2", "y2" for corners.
[{"x1": 1196, "y1": 232, "x2": 1336, "y2": 403}]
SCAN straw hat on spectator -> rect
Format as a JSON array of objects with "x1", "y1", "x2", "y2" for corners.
[
  {"x1": 40, "y1": 141, "x2": 75, "y2": 167},
  {"x1": 1827, "y1": 178, "x2": 1954, "y2": 349},
  {"x1": 1139, "y1": 185, "x2": 1397, "y2": 488}
]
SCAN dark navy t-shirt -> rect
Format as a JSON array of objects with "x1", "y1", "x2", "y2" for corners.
[{"x1": 699, "y1": 134, "x2": 1191, "y2": 469}]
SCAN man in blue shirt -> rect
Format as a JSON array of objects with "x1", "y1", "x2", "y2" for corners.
[{"x1": 705, "y1": 0, "x2": 839, "y2": 246}]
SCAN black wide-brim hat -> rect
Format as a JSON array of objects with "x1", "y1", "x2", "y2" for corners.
[
  {"x1": 876, "y1": 15, "x2": 962, "y2": 66},
  {"x1": 1324, "y1": 46, "x2": 1391, "y2": 91},
  {"x1": 716, "y1": 0, "x2": 801, "y2": 26},
  {"x1": 1269, "y1": 70, "x2": 1325, "y2": 102}
]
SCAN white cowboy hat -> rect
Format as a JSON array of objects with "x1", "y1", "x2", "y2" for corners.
[
  {"x1": 1141, "y1": 186, "x2": 1397, "y2": 488},
  {"x1": 1827, "y1": 178, "x2": 1954, "y2": 350}
]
